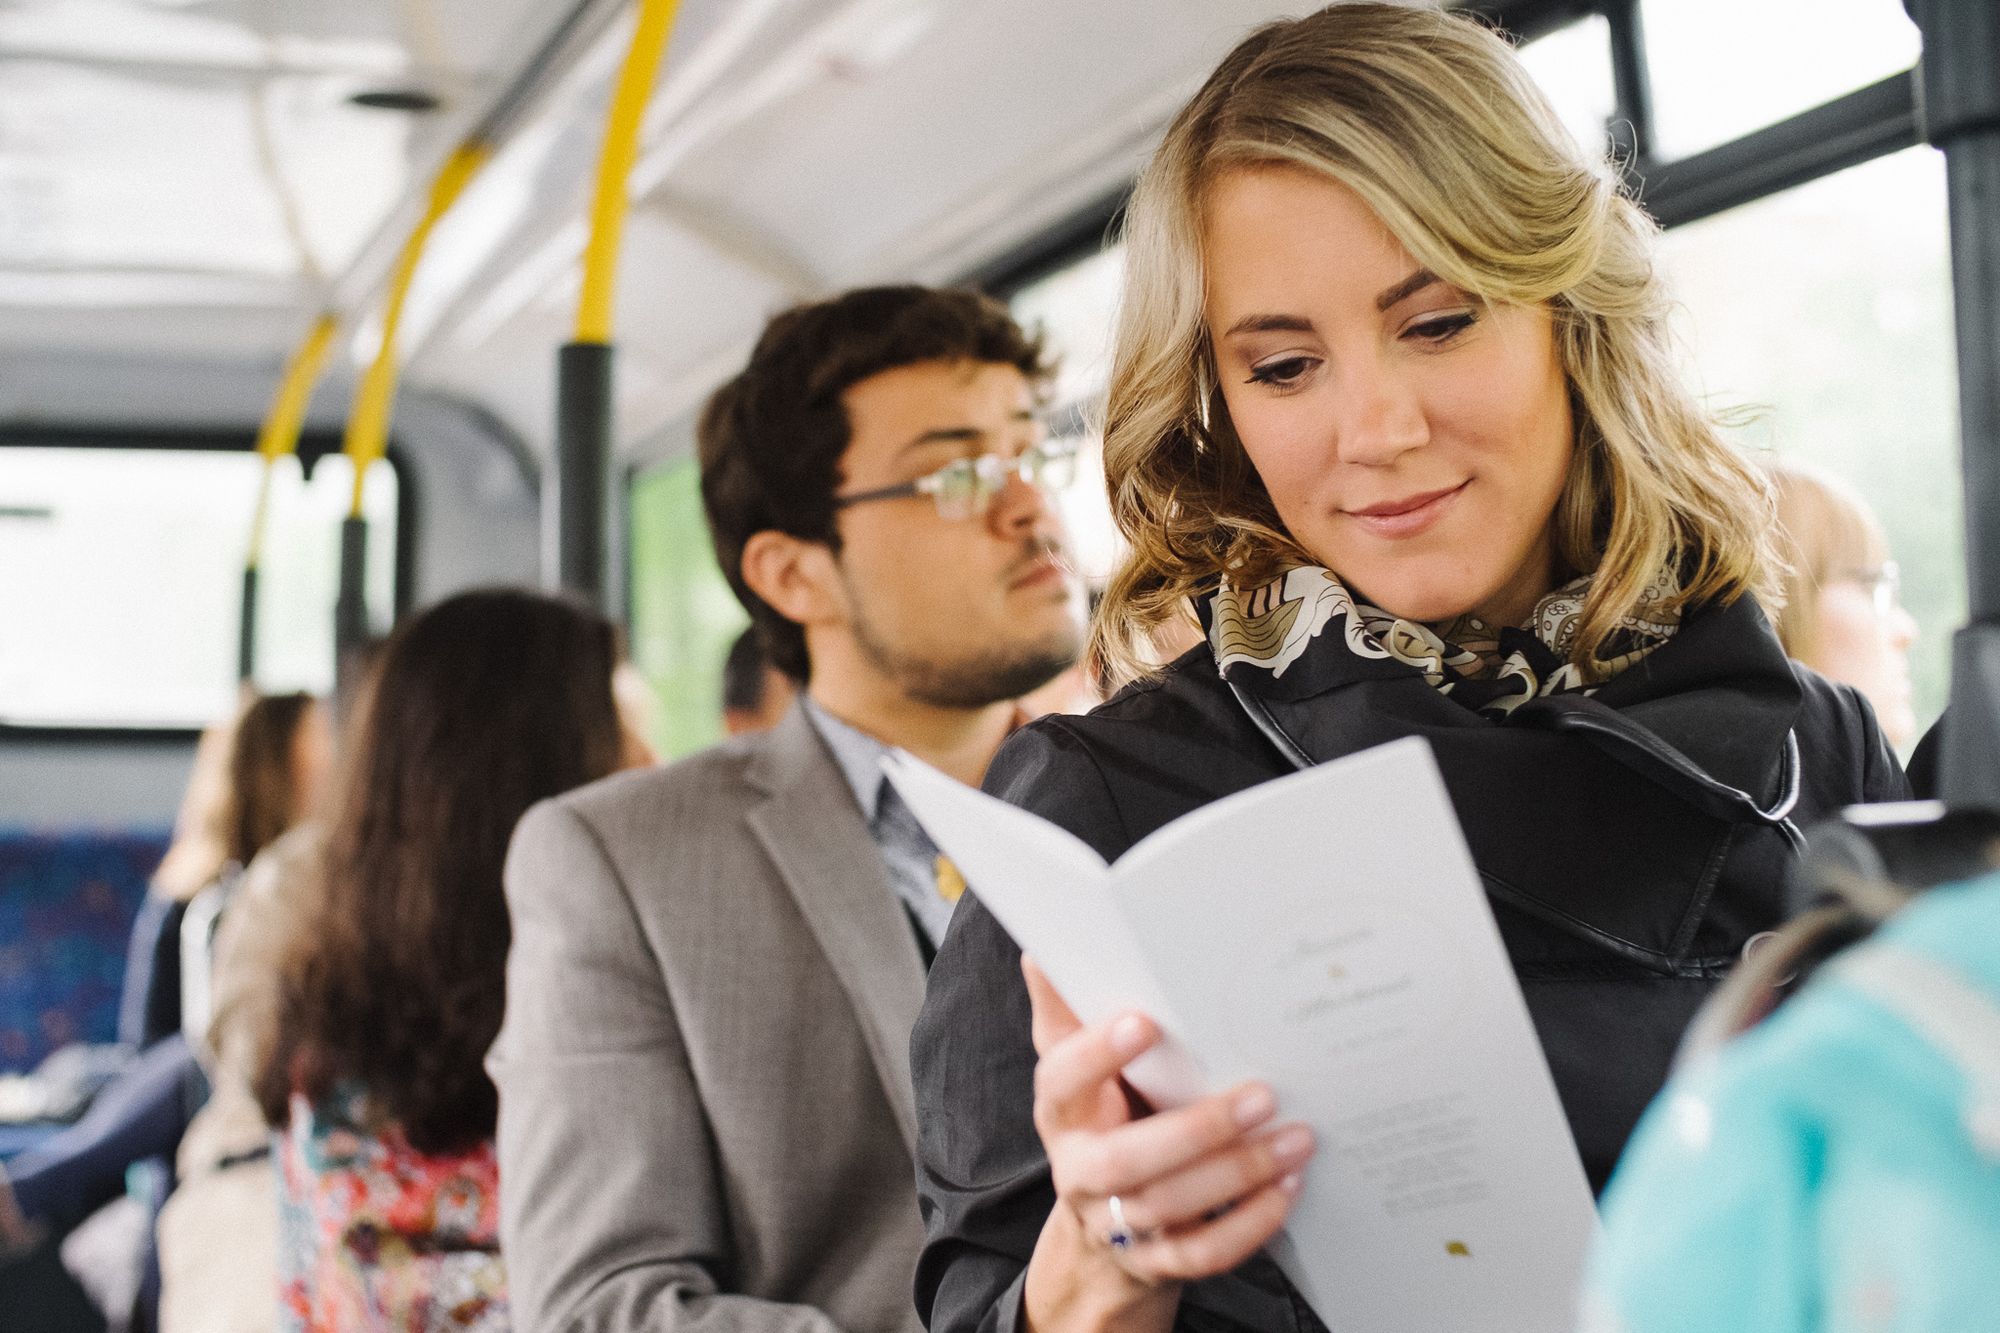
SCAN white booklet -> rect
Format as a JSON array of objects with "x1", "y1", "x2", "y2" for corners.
[{"x1": 886, "y1": 736, "x2": 1598, "y2": 1333}]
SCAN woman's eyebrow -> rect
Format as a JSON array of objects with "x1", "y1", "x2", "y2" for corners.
[
  {"x1": 1221, "y1": 313, "x2": 1315, "y2": 338},
  {"x1": 1221, "y1": 271, "x2": 1440, "y2": 337},
  {"x1": 1375, "y1": 267, "x2": 1439, "y2": 311}
]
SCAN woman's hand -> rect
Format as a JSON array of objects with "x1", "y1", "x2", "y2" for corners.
[{"x1": 1019, "y1": 956, "x2": 1315, "y2": 1333}]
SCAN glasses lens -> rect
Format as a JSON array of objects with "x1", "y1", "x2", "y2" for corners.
[
  {"x1": 929, "y1": 459, "x2": 984, "y2": 520},
  {"x1": 1876, "y1": 561, "x2": 1901, "y2": 618},
  {"x1": 1025, "y1": 440, "x2": 1079, "y2": 492}
]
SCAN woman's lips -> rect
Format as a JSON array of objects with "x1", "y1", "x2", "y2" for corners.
[{"x1": 1342, "y1": 480, "x2": 1469, "y2": 539}]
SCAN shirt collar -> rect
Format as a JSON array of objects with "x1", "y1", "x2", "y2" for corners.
[{"x1": 800, "y1": 695, "x2": 892, "y2": 822}]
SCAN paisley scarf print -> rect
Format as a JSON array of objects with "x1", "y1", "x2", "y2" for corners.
[{"x1": 1208, "y1": 565, "x2": 1681, "y2": 718}]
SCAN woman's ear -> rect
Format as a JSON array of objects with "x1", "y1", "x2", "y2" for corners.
[{"x1": 740, "y1": 530, "x2": 846, "y2": 630}]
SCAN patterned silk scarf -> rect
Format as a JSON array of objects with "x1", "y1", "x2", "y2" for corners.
[{"x1": 1207, "y1": 565, "x2": 1683, "y2": 718}]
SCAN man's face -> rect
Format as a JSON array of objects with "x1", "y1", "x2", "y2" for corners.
[{"x1": 826, "y1": 359, "x2": 1083, "y2": 709}]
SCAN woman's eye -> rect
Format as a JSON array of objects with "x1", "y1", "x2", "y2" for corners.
[
  {"x1": 1245, "y1": 356, "x2": 1318, "y2": 387},
  {"x1": 1404, "y1": 310, "x2": 1478, "y2": 344}
]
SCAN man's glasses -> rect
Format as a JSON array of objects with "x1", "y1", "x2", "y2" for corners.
[
  {"x1": 1836, "y1": 561, "x2": 1902, "y2": 619},
  {"x1": 832, "y1": 438, "x2": 1081, "y2": 521}
]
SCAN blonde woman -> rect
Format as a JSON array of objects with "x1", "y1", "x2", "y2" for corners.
[
  {"x1": 909, "y1": 7, "x2": 1907, "y2": 1333},
  {"x1": 1768, "y1": 462, "x2": 1919, "y2": 750}
]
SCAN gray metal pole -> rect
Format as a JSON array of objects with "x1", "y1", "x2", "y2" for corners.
[
  {"x1": 237, "y1": 564, "x2": 259, "y2": 683},
  {"x1": 548, "y1": 339, "x2": 615, "y2": 610},
  {"x1": 334, "y1": 515, "x2": 371, "y2": 658},
  {"x1": 1914, "y1": 0, "x2": 2000, "y2": 808}
]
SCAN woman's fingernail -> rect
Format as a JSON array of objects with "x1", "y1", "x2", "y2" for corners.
[
  {"x1": 1279, "y1": 1173, "x2": 1304, "y2": 1196},
  {"x1": 1111, "y1": 1015, "x2": 1150, "y2": 1056},
  {"x1": 1272, "y1": 1126, "x2": 1314, "y2": 1164},
  {"x1": 1233, "y1": 1084, "x2": 1276, "y2": 1127}
]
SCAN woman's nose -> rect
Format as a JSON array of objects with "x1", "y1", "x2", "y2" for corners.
[{"x1": 1332, "y1": 361, "x2": 1428, "y2": 466}]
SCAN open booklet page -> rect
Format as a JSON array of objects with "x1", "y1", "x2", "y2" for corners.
[{"x1": 886, "y1": 737, "x2": 1598, "y2": 1333}]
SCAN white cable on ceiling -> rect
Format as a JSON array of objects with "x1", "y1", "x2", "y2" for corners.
[{"x1": 247, "y1": 0, "x2": 330, "y2": 299}]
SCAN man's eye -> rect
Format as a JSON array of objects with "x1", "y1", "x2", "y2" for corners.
[
  {"x1": 1405, "y1": 310, "x2": 1478, "y2": 344},
  {"x1": 1246, "y1": 356, "x2": 1318, "y2": 387}
]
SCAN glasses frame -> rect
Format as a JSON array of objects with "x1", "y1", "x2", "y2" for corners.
[
  {"x1": 1834, "y1": 560, "x2": 1903, "y2": 618},
  {"x1": 831, "y1": 437, "x2": 1081, "y2": 521}
]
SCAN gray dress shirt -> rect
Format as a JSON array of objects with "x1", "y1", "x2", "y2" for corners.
[{"x1": 801, "y1": 696, "x2": 957, "y2": 950}]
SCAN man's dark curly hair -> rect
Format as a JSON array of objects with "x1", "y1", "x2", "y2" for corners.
[{"x1": 697, "y1": 285, "x2": 1052, "y2": 682}]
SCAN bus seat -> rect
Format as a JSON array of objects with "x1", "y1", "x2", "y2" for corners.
[{"x1": 0, "y1": 830, "x2": 168, "y2": 1077}]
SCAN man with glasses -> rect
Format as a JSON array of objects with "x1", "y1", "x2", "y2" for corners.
[{"x1": 490, "y1": 286, "x2": 1083, "y2": 1333}]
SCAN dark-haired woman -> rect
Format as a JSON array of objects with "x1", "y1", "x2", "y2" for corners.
[{"x1": 256, "y1": 589, "x2": 635, "y2": 1333}]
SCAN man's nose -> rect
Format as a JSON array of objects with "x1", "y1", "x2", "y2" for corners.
[{"x1": 987, "y1": 465, "x2": 1057, "y2": 537}]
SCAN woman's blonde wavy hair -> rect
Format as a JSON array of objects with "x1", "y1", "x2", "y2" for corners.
[{"x1": 1094, "y1": 1, "x2": 1779, "y2": 685}]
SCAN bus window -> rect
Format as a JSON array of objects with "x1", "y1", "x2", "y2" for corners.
[
  {"x1": 0, "y1": 444, "x2": 399, "y2": 729},
  {"x1": 1007, "y1": 245, "x2": 1126, "y2": 587},
  {"x1": 1515, "y1": 15, "x2": 1617, "y2": 159},
  {"x1": 1659, "y1": 145, "x2": 1959, "y2": 737},
  {"x1": 1642, "y1": 0, "x2": 1921, "y2": 161}
]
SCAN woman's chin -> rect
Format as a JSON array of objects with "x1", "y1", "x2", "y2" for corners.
[{"x1": 1344, "y1": 576, "x2": 1486, "y2": 626}]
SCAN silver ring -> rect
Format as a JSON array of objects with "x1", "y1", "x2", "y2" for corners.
[{"x1": 1106, "y1": 1194, "x2": 1139, "y2": 1250}]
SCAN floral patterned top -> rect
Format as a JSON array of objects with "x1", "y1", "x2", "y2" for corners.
[{"x1": 276, "y1": 1086, "x2": 508, "y2": 1332}]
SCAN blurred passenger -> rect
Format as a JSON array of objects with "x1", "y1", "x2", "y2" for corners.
[
  {"x1": 907, "y1": 8, "x2": 1908, "y2": 1332},
  {"x1": 158, "y1": 821, "x2": 323, "y2": 1333},
  {"x1": 161, "y1": 646, "x2": 379, "y2": 1333},
  {"x1": 0, "y1": 691, "x2": 324, "y2": 1250},
  {"x1": 255, "y1": 589, "x2": 629, "y2": 1333},
  {"x1": 1586, "y1": 858, "x2": 2000, "y2": 1331},
  {"x1": 144, "y1": 691, "x2": 325, "y2": 1049},
  {"x1": 1769, "y1": 462, "x2": 1920, "y2": 749},
  {"x1": 720, "y1": 624, "x2": 796, "y2": 735},
  {"x1": 611, "y1": 662, "x2": 662, "y2": 769},
  {"x1": 490, "y1": 286, "x2": 1083, "y2": 1332}
]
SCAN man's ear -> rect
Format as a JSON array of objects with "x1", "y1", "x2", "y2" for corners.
[{"x1": 740, "y1": 530, "x2": 845, "y2": 629}]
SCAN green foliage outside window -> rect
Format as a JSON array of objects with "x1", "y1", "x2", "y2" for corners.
[{"x1": 627, "y1": 458, "x2": 746, "y2": 760}]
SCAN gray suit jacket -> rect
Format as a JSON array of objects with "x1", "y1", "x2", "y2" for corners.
[{"x1": 491, "y1": 705, "x2": 931, "y2": 1333}]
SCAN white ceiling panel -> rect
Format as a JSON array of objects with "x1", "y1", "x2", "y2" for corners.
[
  {"x1": 0, "y1": 0, "x2": 1361, "y2": 467},
  {"x1": 0, "y1": 0, "x2": 608, "y2": 339},
  {"x1": 664, "y1": 2, "x2": 1303, "y2": 280}
]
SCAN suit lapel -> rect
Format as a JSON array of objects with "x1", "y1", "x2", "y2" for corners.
[{"x1": 745, "y1": 707, "x2": 927, "y2": 1153}]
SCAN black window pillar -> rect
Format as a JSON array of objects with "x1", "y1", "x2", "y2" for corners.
[
  {"x1": 548, "y1": 340, "x2": 618, "y2": 613},
  {"x1": 1914, "y1": 0, "x2": 2000, "y2": 807}
]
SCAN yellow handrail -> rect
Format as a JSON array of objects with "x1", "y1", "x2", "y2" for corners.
[
  {"x1": 247, "y1": 311, "x2": 338, "y2": 567},
  {"x1": 344, "y1": 140, "x2": 492, "y2": 516},
  {"x1": 575, "y1": 0, "x2": 683, "y2": 345}
]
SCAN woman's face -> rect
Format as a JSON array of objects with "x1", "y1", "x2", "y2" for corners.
[
  {"x1": 1203, "y1": 166, "x2": 1576, "y2": 627},
  {"x1": 1809, "y1": 573, "x2": 1918, "y2": 750}
]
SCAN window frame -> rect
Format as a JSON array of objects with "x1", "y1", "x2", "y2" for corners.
[
  {"x1": 970, "y1": 0, "x2": 1922, "y2": 303},
  {"x1": 0, "y1": 424, "x2": 416, "y2": 742}
]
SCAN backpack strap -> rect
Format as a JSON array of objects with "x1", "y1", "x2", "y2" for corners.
[{"x1": 1830, "y1": 943, "x2": 2000, "y2": 1160}]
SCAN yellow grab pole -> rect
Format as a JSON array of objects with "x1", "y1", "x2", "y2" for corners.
[
  {"x1": 553, "y1": 0, "x2": 682, "y2": 604},
  {"x1": 344, "y1": 140, "x2": 491, "y2": 516},
  {"x1": 240, "y1": 311, "x2": 338, "y2": 679},
  {"x1": 247, "y1": 311, "x2": 338, "y2": 566},
  {"x1": 575, "y1": 0, "x2": 682, "y2": 345}
]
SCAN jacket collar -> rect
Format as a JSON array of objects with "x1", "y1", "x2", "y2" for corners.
[
  {"x1": 1232, "y1": 597, "x2": 1804, "y2": 971},
  {"x1": 744, "y1": 703, "x2": 927, "y2": 1151}
]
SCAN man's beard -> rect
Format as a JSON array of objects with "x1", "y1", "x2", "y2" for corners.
[{"x1": 845, "y1": 541, "x2": 1081, "y2": 710}]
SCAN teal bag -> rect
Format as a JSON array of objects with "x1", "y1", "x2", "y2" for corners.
[{"x1": 1584, "y1": 868, "x2": 2000, "y2": 1333}]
